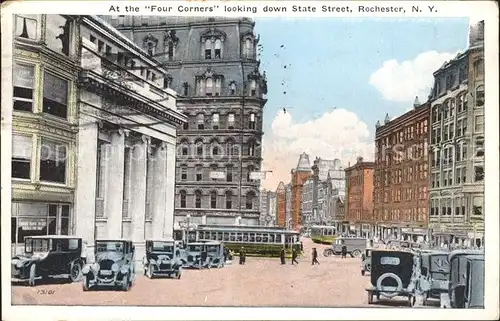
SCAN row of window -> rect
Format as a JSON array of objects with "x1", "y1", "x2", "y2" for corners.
[
  {"x1": 194, "y1": 77, "x2": 258, "y2": 97},
  {"x1": 377, "y1": 119, "x2": 428, "y2": 148},
  {"x1": 375, "y1": 164, "x2": 428, "y2": 187},
  {"x1": 429, "y1": 196, "x2": 483, "y2": 216},
  {"x1": 374, "y1": 185, "x2": 428, "y2": 204},
  {"x1": 13, "y1": 64, "x2": 70, "y2": 119},
  {"x1": 433, "y1": 63, "x2": 468, "y2": 96},
  {"x1": 179, "y1": 165, "x2": 258, "y2": 183},
  {"x1": 181, "y1": 112, "x2": 257, "y2": 131},
  {"x1": 178, "y1": 190, "x2": 255, "y2": 210},
  {"x1": 430, "y1": 165, "x2": 484, "y2": 188},
  {"x1": 430, "y1": 137, "x2": 484, "y2": 167},
  {"x1": 431, "y1": 93, "x2": 468, "y2": 123},
  {"x1": 12, "y1": 134, "x2": 68, "y2": 184},
  {"x1": 375, "y1": 208, "x2": 427, "y2": 222},
  {"x1": 177, "y1": 141, "x2": 257, "y2": 158},
  {"x1": 376, "y1": 142, "x2": 429, "y2": 166},
  {"x1": 431, "y1": 115, "x2": 484, "y2": 144}
]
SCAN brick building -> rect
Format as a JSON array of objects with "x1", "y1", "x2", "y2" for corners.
[
  {"x1": 290, "y1": 152, "x2": 312, "y2": 230},
  {"x1": 373, "y1": 98, "x2": 430, "y2": 242},
  {"x1": 345, "y1": 157, "x2": 375, "y2": 237},
  {"x1": 275, "y1": 181, "x2": 286, "y2": 227}
]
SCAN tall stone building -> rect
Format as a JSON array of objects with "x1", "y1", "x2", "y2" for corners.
[
  {"x1": 259, "y1": 189, "x2": 276, "y2": 226},
  {"x1": 290, "y1": 152, "x2": 312, "y2": 230},
  {"x1": 276, "y1": 181, "x2": 286, "y2": 227},
  {"x1": 107, "y1": 16, "x2": 268, "y2": 226},
  {"x1": 345, "y1": 157, "x2": 375, "y2": 237},
  {"x1": 428, "y1": 20, "x2": 484, "y2": 247},
  {"x1": 301, "y1": 177, "x2": 314, "y2": 224},
  {"x1": 373, "y1": 99, "x2": 430, "y2": 241},
  {"x1": 285, "y1": 183, "x2": 292, "y2": 228}
]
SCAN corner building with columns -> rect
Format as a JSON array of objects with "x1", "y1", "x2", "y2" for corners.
[
  {"x1": 74, "y1": 16, "x2": 186, "y2": 258},
  {"x1": 106, "y1": 16, "x2": 267, "y2": 227}
]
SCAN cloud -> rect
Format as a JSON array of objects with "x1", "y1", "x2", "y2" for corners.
[
  {"x1": 261, "y1": 109, "x2": 374, "y2": 190},
  {"x1": 369, "y1": 50, "x2": 459, "y2": 103}
]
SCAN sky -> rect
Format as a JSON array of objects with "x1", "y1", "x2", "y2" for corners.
[{"x1": 253, "y1": 17, "x2": 471, "y2": 190}]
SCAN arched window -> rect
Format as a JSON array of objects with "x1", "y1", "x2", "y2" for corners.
[
  {"x1": 248, "y1": 141, "x2": 255, "y2": 156},
  {"x1": 180, "y1": 140, "x2": 189, "y2": 156},
  {"x1": 195, "y1": 190, "x2": 202, "y2": 209},
  {"x1": 197, "y1": 114, "x2": 205, "y2": 130},
  {"x1": 205, "y1": 78, "x2": 213, "y2": 96},
  {"x1": 226, "y1": 140, "x2": 233, "y2": 156},
  {"x1": 210, "y1": 165, "x2": 218, "y2": 181},
  {"x1": 147, "y1": 42, "x2": 155, "y2": 56},
  {"x1": 476, "y1": 85, "x2": 484, "y2": 107},
  {"x1": 195, "y1": 165, "x2": 203, "y2": 182},
  {"x1": 225, "y1": 190, "x2": 233, "y2": 209},
  {"x1": 195, "y1": 140, "x2": 204, "y2": 156},
  {"x1": 212, "y1": 113, "x2": 219, "y2": 129},
  {"x1": 226, "y1": 165, "x2": 233, "y2": 182},
  {"x1": 180, "y1": 190, "x2": 187, "y2": 208},
  {"x1": 245, "y1": 39, "x2": 253, "y2": 57},
  {"x1": 250, "y1": 80, "x2": 257, "y2": 96},
  {"x1": 249, "y1": 113, "x2": 256, "y2": 129},
  {"x1": 212, "y1": 144, "x2": 219, "y2": 156},
  {"x1": 210, "y1": 191, "x2": 217, "y2": 209},
  {"x1": 167, "y1": 41, "x2": 174, "y2": 60},
  {"x1": 229, "y1": 82, "x2": 236, "y2": 95},
  {"x1": 247, "y1": 165, "x2": 254, "y2": 181},
  {"x1": 214, "y1": 39, "x2": 222, "y2": 58},
  {"x1": 204, "y1": 39, "x2": 212, "y2": 59},
  {"x1": 180, "y1": 166, "x2": 187, "y2": 180},
  {"x1": 246, "y1": 191, "x2": 255, "y2": 209}
]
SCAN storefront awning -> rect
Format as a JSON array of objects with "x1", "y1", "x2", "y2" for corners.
[{"x1": 12, "y1": 189, "x2": 74, "y2": 203}]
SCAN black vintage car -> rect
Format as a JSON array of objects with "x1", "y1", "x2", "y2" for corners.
[
  {"x1": 445, "y1": 249, "x2": 484, "y2": 308},
  {"x1": 143, "y1": 239, "x2": 183, "y2": 279},
  {"x1": 81, "y1": 239, "x2": 136, "y2": 291},
  {"x1": 11, "y1": 235, "x2": 84, "y2": 286},
  {"x1": 366, "y1": 250, "x2": 417, "y2": 306},
  {"x1": 417, "y1": 249, "x2": 450, "y2": 303}
]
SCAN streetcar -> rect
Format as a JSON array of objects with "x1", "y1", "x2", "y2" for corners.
[
  {"x1": 174, "y1": 225, "x2": 301, "y2": 258},
  {"x1": 310, "y1": 225, "x2": 337, "y2": 244}
]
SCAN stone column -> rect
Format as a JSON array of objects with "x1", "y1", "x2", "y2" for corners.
[
  {"x1": 74, "y1": 116, "x2": 98, "y2": 248},
  {"x1": 105, "y1": 129, "x2": 125, "y2": 239},
  {"x1": 152, "y1": 142, "x2": 167, "y2": 238},
  {"x1": 130, "y1": 135, "x2": 148, "y2": 243},
  {"x1": 163, "y1": 142, "x2": 176, "y2": 238}
]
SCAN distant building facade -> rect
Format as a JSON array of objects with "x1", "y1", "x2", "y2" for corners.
[
  {"x1": 106, "y1": 16, "x2": 268, "y2": 227},
  {"x1": 276, "y1": 181, "x2": 286, "y2": 227},
  {"x1": 301, "y1": 177, "x2": 314, "y2": 224},
  {"x1": 290, "y1": 153, "x2": 312, "y2": 229},
  {"x1": 345, "y1": 157, "x2": 375, "y2": 237},
  {"x1": 259, "y1": 189, "x2": 276, "y2": 226},
  {"x1": 373, "y1": 99, "x2": 430, "y2": 241}
]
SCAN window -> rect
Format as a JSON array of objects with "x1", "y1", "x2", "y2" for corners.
[
  {"x1": 248, "y1": 141, "x2": 255, "y2": 156},
  {"x1": 475, "y1": 136, "x2": 484, "y2": 157},
  {"x1": 247, "y1": 165, "x2": 254, "y2": 181},
  {"x1": 474, "y1": 166, "x2": 484, "y2": 182},
  {"x1": 226, "y1": 140, "x2": 233, "y2": 156},
  {"x1": 227, "y1": 113, "x2": 235, "y2": 129},
  {"x1": 97, "y1": 40, "x2": 104, "y2": 52},
  {"x1": 180, "y1": 191, "x2": 187, "y2": 208},
  {"x1": 204, "y1": 39, "x2": 212, "y2": 59},
  {"x1": 196, "y1": 166, "x2": 202, "y2": 182},
  {"x1": 212, "y1": 113, "x2": 219, "y2": 129},
  {"x1": 455, "y1": 198, "x2": 462, "y2": 216},
  {"x1": 180, "y1": 141, "x2": 189, "y2": 156},
  {"x1": 183, "y1": 82, "x2": 189, "y2": 96},
  {"x1": 230, "y1": 82, "x2": 236, "y2": 95},
  {"x1": 105, "y1": 45, "x2": 112, "y2": 57},
  {"x1": 196, "y1": 142, "x2": 203, "y2": 156},
  {"x1": 455, "y1": 168, "x2": 462, "y2": 184},
  {"x1": 46, "y1": 15, "x2": 71, "y2": 56},
  {"x1": 182, "y1": 121, "x2": 189, "y2": 130},
  {"x1": 40, "y1": 139, "x2": 67, "y2": 183},
  {"x1": 473, "y1": 60, "x2": 484, "y2": 78},
  {"x1": 245, "y1": 38, "x2": 253, "y2": 57},
  {"x1": 197, "y1": 114, "x2": 205, "y2": 130},
  {"x1": 167, "y1": 42, "x2": 174, "y2": 60},
  {"x1": 246, "y1": 191, "x2": 255, "y2": 209},
  {"x1": 459, "y1": 66, "x2": 467, "y2": 82},
  {"x1": 13, "y1": 64, "x2": 35, "y2": 112},
  {"x1": 250, "y1": 80, "x2": 257, "y2": 96},
  {"x1": 180, "y1": 166, "x2": 187, "y2": 180},
  {"x1": 195, "y1": 191, "x2": 202, "y2": 208},
  {"x1": 214, "y1": 39, "x2": 222, "y2": 58},
  {"x1": 205, "y1": 78, "x2": 213, "y2": 96},
  {"x1": 226, "y1": 166, "x2": 233, "y2": 182},
  {"x1": 225, "y1": 191, "x2": 233, "y2": 209},
  {"x1": 475, "y1": 115, "x2": 484, "y2": 133},
  {"x1": 472, "y1": 196, "x2": 483, "y2": 217},
  {"x1": 249, "y1": 113, "x2": 256, "y2": 129},
  {"x1": 163, "y1": 76, "x2": 171, "y2": 89},
  {"x1": 210, "y1": 165, "x2": 218, "y2": 181},
  {"x1": 214, "y1": 78, "x2": 221, "y2": 96},
  {"x1": 146, "y1": 42, "x2": 155, "y2": 56},
  {"x1": 212, "y1": 145, "x2": 219, "y2": 156},
  {"x1": 210, "y1": 191, "x2": 217, "y2": 209},
  {"x1": 12, "y1": 134, "x2": 32, "y2": 179},
  {"x1": 43, "y1": 72, "x2": 68, "y2": 119},
  {"x1": 475, "y1": 85, "x2": 484, "y2": 107},
  {"x1": 15, "y1": 15, "x2": 38, "y2": 40}
]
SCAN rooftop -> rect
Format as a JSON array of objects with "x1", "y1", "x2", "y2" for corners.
[{"x1": 296, "y1": 152, "x2": 312, "y2": 171}]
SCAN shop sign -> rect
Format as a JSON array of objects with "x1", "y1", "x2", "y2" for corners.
[{"x1": 19, "y1": 218, "x2": 46, "y2": 231}]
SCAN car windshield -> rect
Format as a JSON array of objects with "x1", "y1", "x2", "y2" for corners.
[
  {"x1": 207, "y1": 246, "x2": 219, "y2": 253},
  {"x1": 96, "y1": 241, "x2": 124, "y2": 253},
  {"x1": 150, "y1": 242, "x2": 173, "y2": 252},
  {"x1": 189, "y1": 245, "x2": 202, "y2": 252},
  {"x1": 25, "y1": 238, "x2": 50, "y2": 253}
]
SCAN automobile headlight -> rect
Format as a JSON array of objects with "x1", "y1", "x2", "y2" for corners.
[
  {"x1": 92, "y1": 263, "x2": 100, "y2": 271},
  {"x1": 111, "y1": 263, "x2": 119, "y2": 272}
]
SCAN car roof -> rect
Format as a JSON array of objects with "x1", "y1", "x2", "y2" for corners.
[
  {"x1": 146, "y1": 238, "x2": 175, "y2": 242},
  {"x1": 26, "y1": 235, "x2": 82, "y2": 240},
  {"x1": 204, "y1": 241, "x2": 222, "y2": 245},
  {"x1": 96, "y1": 238, "x2": 132, "y2": 242},
  {"x1": 448, "y1": 249, "x2": 484, "y2": 260}
]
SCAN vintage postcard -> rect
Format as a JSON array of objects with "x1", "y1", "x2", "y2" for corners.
[{"x1": 1, "y1": 1, "x2": 498, "y2": 320}]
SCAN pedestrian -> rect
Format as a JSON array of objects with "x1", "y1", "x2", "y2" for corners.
[
  {"x1": 81, "y1": 240, "x2": 88, "y2": 264},
  {"x1": 341, "y1": 245, "x2": 347, "y2": 259},
  {"x1": 239, "y1": 247, "x2": 246, "y2": 265},
  {"x1": 300, "y1": 241, "x2": 304, "y2": 252},
  {"x1": 311, "y1": 247, "x2": 320, "y2": 265},
  {"x1": 291, "y1": 248, "x2": 299, "y2": 265},
  {"x1": 280, "y1": 247, "x2": 286, "y2": 265},
  {"x1": 223, "y1": 247, "x2": 228, "y2": 263}
]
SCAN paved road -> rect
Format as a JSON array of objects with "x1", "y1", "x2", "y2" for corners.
[{"x1": 11, "y1": 238, "x2": 432, "y2": 307}]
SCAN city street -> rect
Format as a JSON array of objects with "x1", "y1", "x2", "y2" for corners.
[{"x1": 11, "y1": 239, "x2": 430, "y2": 307}]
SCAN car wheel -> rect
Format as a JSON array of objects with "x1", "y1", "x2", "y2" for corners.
[
  {"x1": 351, "y1": 250, "x2": 361, "y2": 258},
  {"x1": 147, "y1": 265, "x2": 154, "y2": 279},
  {"x1": 367, "y1": 291, "x2": 373, "y2": 304},
  {"x1": 408, "y1": 294, "x2": 416, "y2": 307},
  {"x1": 69, "y1": 260, "x2": 82, "y2": 282},
  {"x1": 82, "y1": 275, "x2": 91, "y2": 291},
  {"x1": 121, "y1": 275, "x2": 130, "y2": 291},
  {"x1": 29, "y1": 264, "x2": 37, "y2": 287},
  {"x1": 323, "y1": 249, "x2": 333, "y2": 257}
]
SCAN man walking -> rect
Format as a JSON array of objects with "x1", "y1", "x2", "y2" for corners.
[
  {"x1": 311, "y1": 247, "x2": 320, "y2": 265},
  {"x1": 291, "y1": 248, "x2": 299, "y2": 265},
  {"x1": 300, "y1": 241, "x2": 304, "y2": 252},
  {"x1": 280, "y1": 247, "x2": 286, "y2": 265},
  {"x1": 239, "y1": 247, "x2": 246, "y2": 265}
]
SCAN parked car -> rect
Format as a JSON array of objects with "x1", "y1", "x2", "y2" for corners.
[
  {"x1": 361, "y1": 248, "x2": 373, "y2": 276},
  {"x1": 205, "y1": 241, "x2": 225, "y2": 268},
  {"x1": 444, "y1": 249, "x2": 484, "y2": 308},
  {"x1": 416, "y1": 249, "x2": 450, "y2": 303},
  {"x1": 11, "y1": 235, "x2": 84, "y2": 286},
  {"x1": 184, "y1": 242, "x2": 211, "y2": 269},
  {"x1": 366, "y1": 250, "x2": 417, "y2": 306},
  {"x1": 81, "y1": 239, "x2": 136, "y2": 291},
  {"x1": 324, "y1": 237, "x2": 367, "y2": 258},
  {"x1": 142, "y1": 239, "x2": 183, "y2": 279}
]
